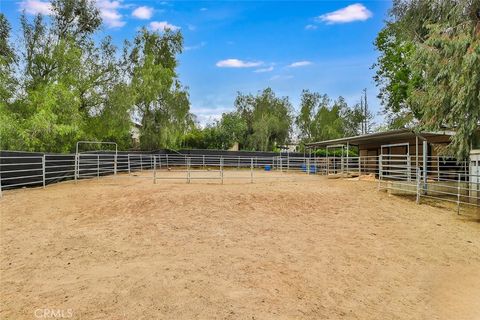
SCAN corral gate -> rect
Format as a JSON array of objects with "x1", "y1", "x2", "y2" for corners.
[{"x1": 379, "y1": 143, "x2": 411, "y2": 182}]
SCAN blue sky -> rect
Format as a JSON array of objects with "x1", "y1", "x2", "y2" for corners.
[{"x1": 0, "y1": 0, "x2": 392, "y2": 125}]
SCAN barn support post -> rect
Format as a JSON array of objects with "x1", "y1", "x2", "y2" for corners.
[{"x1": 42, "y1": 154, "x2": 46, "y2": 189}]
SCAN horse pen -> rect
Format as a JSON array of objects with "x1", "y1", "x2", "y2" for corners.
[{"x1": 1, "y1": 147, "x2": 479, "y2": 319}]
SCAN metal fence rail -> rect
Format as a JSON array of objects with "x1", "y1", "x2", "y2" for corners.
[{"x1": 1, "y1": 151, "x2": 478, "y2": 212}]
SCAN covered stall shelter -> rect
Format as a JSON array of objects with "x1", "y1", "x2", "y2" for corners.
[{"x1": 305, "y1": 129, "x2": 459, "y2": 178}]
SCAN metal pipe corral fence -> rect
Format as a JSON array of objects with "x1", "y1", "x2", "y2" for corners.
[{"x1": 0, "y1": 150, "x2": 478, "y2": 212}]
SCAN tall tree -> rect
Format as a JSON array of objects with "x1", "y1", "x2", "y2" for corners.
[
  {"x1": 374, "y1": 0, "x2": 480, "y2": 158},
  {"x1": 234, "y1": 88, "x2": 293, "y2": 151},
  {"x1": 128, "y1": 28, "x2": 191, "y2": 150}
]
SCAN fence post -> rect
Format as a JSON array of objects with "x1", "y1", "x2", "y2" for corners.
[
  {"x1": 166, "y1": 154, "x2": 169, "y2": 169},
  {"x1": 378, "y1": 155, "x2": 383, "y2": 190},
  {"x1": 74, "y1": 154, "x2": 78, "y2": 184},
  {"x1": 250, "y1": 158, "x2": 254, "y2": 183},
  {"x1": 287, "y1": 154, "x2": 290, "y2": 172},
  {"x1": 407, "y1": 155, "x2": 411, "y2": 182},
  {"x1": 187, "y1": 157, "x2": 191, "y2": 184},
  {"x1": 416, "y1": 167, "x2": 421, "y2": 204},
  {"x1": 307, "y1": 158, "x2": 310, "y2": 175},
  {"x1": 114, "y1": 153, "x2": 117, "y2": 176},
  {"x1": 280, "y1": 156, "x2": 283, "y2": 173},
  {"x1": 358, "y1": 156, "x2": 361, "y2": 176},
  {"x1": 220, "y1": 157, "x2": 224, "y2": 184},
  {"x1": 203, "y1": 155, "x2": 205, "y2": 169},
  {"x1": 457, "y1": 173, "x2": 461, "y2": 214},
  {"x1": 140, "y1": 156, "x2": 143, "y2": 171},
  {"x1": 127, "y1": 154, "x2": 131, "y2": 175},
  {"x1": 153, "y1": 156, "x2": 157, "y2": 184},
  {"x1": 42, "y1": 154, "x2": 46, "y2": 189},
  {"x1": 97, "y1": 154, "x2": 100, "y2": 179}
]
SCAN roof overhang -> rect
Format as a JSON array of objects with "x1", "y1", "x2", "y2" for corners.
[{"x1": 305, "y1": 129, "x2": 455, "y2": 148}]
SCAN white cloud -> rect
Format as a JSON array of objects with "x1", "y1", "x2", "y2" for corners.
[
  {"x1": 288, "y1": 61, "x2": 312, "y2": 68},
  {"x1": 316, "y1": 3, "x2": 372, "y2": 24},
  {"x1": 200, "y1": 7, "x2": 208, "y2": 11},
  {"x1": 150, "y1": 21, "x2": 180, "y2": 31},
  {"x1": 305, "y1": 24, "x2": 318, "y2": 30},
  {"x1": 187, "y1": 24, "x2": 196, "y2": 31},
  {"x1": 19, "y1": 0, "x2": 52, "y2": 15},
  {"x1": 254, "y1": 66, "x2": 274, "y2": 73},
  {"x1": 97, "y1": 0, "x2": 125, "y2": 28},
  {"x1": 132, "y1": 6, "x2": 153, "y2": 20},
  {"x1": 216, "y1": 59, "x2": 262, "y2": 68}
]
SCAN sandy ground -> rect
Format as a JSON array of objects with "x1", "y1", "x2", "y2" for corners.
[{"x1": 1, "y1": 171, "x2": 479, "y2": 320}]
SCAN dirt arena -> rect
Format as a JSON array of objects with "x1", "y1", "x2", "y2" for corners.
[{"x1": 1, "y1": 171, "x2": 479, "y2": 319}]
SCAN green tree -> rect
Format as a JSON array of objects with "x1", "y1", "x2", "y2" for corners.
[
  {"x1": 128, "y1": 28, "x2": 192, "y2": 150},
  {"x1": 234, "y1": 88, "x2": 293, "y2": 151},
  {"x1": 374, "y1": 0, "x2": 480, "y2": 158},
  {"x1": 296, "y1": 91, "x2": 367, "y2": 145}
]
